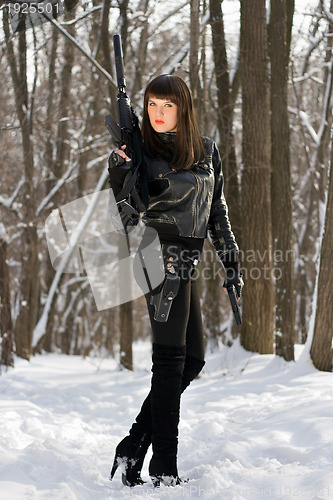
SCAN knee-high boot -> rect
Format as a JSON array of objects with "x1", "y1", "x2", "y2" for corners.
[
  {"x1": 148, "y1": 343, "x2": 186, "y2": 486},
  {"x1": 110, "y1": 395, "x2": 152, "y2": 486},
  {"x1": 110, "y1": 352, "x2": 205, "y2": 486}
]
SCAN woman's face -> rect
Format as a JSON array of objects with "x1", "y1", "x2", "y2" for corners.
[{"x1": 147, "y1": 97, "x2": 178, "y2": 133}]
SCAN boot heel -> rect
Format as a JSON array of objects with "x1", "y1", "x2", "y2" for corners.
[
  {"x1": 110, "y1": 454, "x2": 120, "y2": 480},
  {"x1": 110, "y1": 437, "x2": 148, "y2": 487}
]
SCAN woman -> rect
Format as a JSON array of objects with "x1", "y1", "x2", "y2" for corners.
[{"x1": 108, "y1": 74, "x2": 242, "y2": 487}]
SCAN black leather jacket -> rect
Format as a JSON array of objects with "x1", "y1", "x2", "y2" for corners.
[
  {"x1": 108, "y1": 137, "x2": 239, "y2": 262},
  {"x1": 143, "y1": 137, "x2": 238, "y2": 260}
]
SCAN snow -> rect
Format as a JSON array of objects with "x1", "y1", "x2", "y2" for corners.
[{"x1": 0, "y1": 341, "x2": 332, "y2": 500}]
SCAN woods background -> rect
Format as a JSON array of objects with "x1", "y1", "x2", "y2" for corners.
[{"x1": 0, "y1": 0, "x2": 332, "y2": 372}]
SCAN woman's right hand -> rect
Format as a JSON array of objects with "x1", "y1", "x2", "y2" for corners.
[{"x1": 109, "y1": 144, "x2": 132, "y2": 168}]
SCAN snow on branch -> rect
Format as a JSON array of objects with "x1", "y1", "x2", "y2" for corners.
[
  {"x1": 163, "y1": 11, "x2": 210, "y2": 75},
  {"x1": 288, "y1": 107, "x2": 320, "y2": 145},
  {"x1": 147, "y1": 1, "x2": 190, "y2": 41},
  {"x1": 0, "y1": 178, "x2": 25, "y2": 210},
  {"x1": 60, "y1": 5, "x2": 102, "y2": 26},
  {"x1": 292, "y1": 67, "x2": 324, "y2": 84},
  {"x1": 0, "y1": 222, "x2": 8, "y2": 241},
  {"x1": 40, "y1": 12, "x2": 117, "y2": 89},
  {"x1": 36, "y1": 162, "x2": 79, "y2": 216},
  {"x1": 320, "y1": 0, "x2": 333, "y2": 25},
  {"x1": 316, "y1": 56, "x2": 333, "y2": 144},
  {"x1": 163, "y1": 42, "x2": 190, "y2": 75}
]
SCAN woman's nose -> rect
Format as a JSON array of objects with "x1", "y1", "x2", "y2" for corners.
[{"x1": 156, "y1": 107, "x2": 164, "y2": 117}]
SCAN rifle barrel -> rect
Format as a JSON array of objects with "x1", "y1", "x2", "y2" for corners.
[{"x1": 113, "y1": 34, "x2": 126, "y2": 91}]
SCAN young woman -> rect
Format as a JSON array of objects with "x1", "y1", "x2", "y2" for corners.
[{"x1": 108, "y1": 74, "x2": 242, "y2": 487}]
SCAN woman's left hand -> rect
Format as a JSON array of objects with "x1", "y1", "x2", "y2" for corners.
[{"x1": 223, "y1": 265, "x2": 243, "y2": 300}]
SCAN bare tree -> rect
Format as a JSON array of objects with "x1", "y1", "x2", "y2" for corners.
[
  {"x1": 292, "y1": 1, "x2": 333, "y2": 341},
  {"x1": 3, "y1": 12, "x2": 40, "y2": 360},
  {"x1": 269, "y1": 0, "x2": 295, "y2": 361},
  {"x1": 0, "y1": 234, "x2": 14, "y2": 368},
  {"x1": 190, "y1": 0, "x2": 201, "y2": 114},
  {"x1": 240, "y1": 0, "x2": 274, "y2": 353},
  {"x1": 209, "y1": 0, "x2": 241, "y2": 241},
  {"x1": 130, "y1": 0, "x2": 150, "y2": 98},
  {"x1": 310, "y1": 137, "x2": 333, "y2": 372}
]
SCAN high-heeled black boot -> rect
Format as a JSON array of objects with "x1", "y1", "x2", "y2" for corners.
[
  {"x1": 148, "y1": 343, "x2": 186, "y2": 487},
  {"x1": 110, "y1": 354, "x2": 205, "y2": 486},
  {"x1": 110, "y1": 394, "x2": 151, "y2": 487},
  {"x1": 110, "y1": 432, "x2": 151, "y2": 486}
]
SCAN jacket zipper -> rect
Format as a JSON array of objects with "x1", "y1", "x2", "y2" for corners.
[{"x1": 191, "y1": 171, "x2": 200, "y2": 236}]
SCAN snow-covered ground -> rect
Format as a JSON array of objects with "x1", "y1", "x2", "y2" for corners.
[{"x1": 0, "y1": 341, "x2": 332, "y2": 500}]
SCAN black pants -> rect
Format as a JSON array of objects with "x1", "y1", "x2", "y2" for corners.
[{"x1": 146, "y1": 274, "x2": 205, "y2": 361}]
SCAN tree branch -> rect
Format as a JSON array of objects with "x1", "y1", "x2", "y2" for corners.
[
  {"x1": 0, "y1": 178, "x2": 25, "y2": 211},
  {"x1": 41, "y1": 12, "x2": 117, "y2": 89}
]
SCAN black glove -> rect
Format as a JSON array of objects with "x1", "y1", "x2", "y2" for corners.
[
  {"x1": 108, "y1": 150, "x2": 127, "y2": 169},
  {"x1": 222, "y1": 261, "x2": 244, "y2": 299},
  {"x1": 107, "y1": 151, "x2": 138, "y2": 234},
  {"x1": 108, "y1": 150, "x2": 132, "y2": 193}
]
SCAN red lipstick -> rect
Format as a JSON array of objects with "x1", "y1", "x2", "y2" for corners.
[{"x1": 155, "y1": 120, "x2": 165, "y2": 124}]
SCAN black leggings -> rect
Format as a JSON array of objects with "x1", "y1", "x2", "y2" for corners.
[{"x1": 146, "y1": 276, "x2": 205, "y2": 361}]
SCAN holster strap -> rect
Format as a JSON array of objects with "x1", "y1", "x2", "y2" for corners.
[{"x1": 150, "y1": 274, "x2": 180, "y2": 322}]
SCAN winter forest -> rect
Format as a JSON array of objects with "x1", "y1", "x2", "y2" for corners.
[{"x1": 0, "y1": 0, "x2": 332, "y2": 374}]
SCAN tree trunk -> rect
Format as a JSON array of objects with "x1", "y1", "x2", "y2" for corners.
[
  {"x1": 201, "y1": 240, "x2": 223, "y2": 344},
  {"x1": 240, "y1": 0, "x2": 274, "y2": 354},
  {"x1": 310, "y1": 139, "x2": 333, "y2": 372},
  {"x1": 42, "y1": 25, "x2": 59, "y2": 353},
  {"x1": 54, "y1": 7, "x2": 77, "y2": 177},
  {"x1": 294, "y1": 2, "x2": 333, "y2": 342},
  {"x1": 131, "y1": 0, "x2": 150, "y2": 100},
  {"x1": 190, "y1": 0, "x2": 201, "y2": 116},
  {"x1": 119, "y1": 0, "x2": 130, "y2": 58},
  {"x1": 209, "y1": 0, "x2": 241, "y2": 243},
  {"x1": 0, "y1": 238, "x2": 14, "y2": 368},
  {"x1": 3, "y1": 13, "x2": 40, "y2": 360},
  {"x1": 100, "y1": 0, "x2": 118, "y2": 114},
  {"x1": 269, "y1": 0, "x2": 295, "y2": 361},
  {"x1": 119, "y1": 234, "x2": 133, "y2": 371}
]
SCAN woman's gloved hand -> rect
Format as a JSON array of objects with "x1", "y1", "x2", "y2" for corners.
[
  {"x1": 108, "y1": 145, "x2": 132, "y2": 168},
  {"x1": 107, "y1": 145, "x2": 137, "y2": 233},
  {"x1": 222, "y1": 261, "x2": 244, "y2": 300}
]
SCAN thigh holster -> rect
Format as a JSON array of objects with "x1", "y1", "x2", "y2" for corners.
[{"x1": 150, "y1": 244, "x2": 182, "y2": 322}]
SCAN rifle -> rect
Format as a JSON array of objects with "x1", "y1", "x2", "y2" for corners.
[
  {"x1": 105, "y1": 34, "x2": 149, "y2": 220},
  {"x1": 227, "y1": 284, "x2": 242, "y2": 325}
]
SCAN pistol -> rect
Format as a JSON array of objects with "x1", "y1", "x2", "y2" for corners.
[{"x1": 227, "y1": 284, "x2": 242, "y2": 325}]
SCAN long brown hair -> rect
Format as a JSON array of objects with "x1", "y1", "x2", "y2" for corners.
[{"x1": 141, "y1": 75, "x2": 205, "y2": 170}]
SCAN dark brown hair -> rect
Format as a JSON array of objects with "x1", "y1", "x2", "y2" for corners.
[{"x1": 141, "y1": 75, "x2": 205, "y2": 170}]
